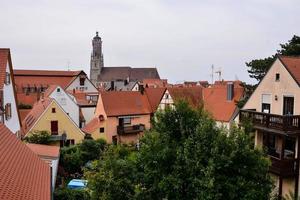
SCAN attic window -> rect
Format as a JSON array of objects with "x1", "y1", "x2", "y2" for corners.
[
  {"x1": 80, "y1": 77, "x2": 85, "y2": 86},
  {"x1": 52, "y1": 108, "x2": 56, "y2": 113},
  {"x1": 276, "y1": 73, "x2": 280, "y2": 81},
  {"x1": 100, "y1": 127, "x2": 105, "y2": 133},
  {"x1": 5, "y1": 72, "x2": 10, "y2": 85},
  {"x1": 57, "y1": 88, "x2": 61, "y2": 92}
]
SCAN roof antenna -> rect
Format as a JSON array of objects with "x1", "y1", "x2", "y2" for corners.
[
  {"x1": 215, "y1": 67, "x2": 222, "y2": 81},
  {"x1": 210, "y1": 65, "x2": 214, "y2": 84},
  {"x1": 67, "y1": 60, "x2": 70, "y2": 71}
]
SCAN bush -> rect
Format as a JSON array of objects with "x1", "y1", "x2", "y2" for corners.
[
  {"x1": 54, "y1": 188, "x2": 90, "y2": 200},
  {"x1": 24, "y1": 130, "x2": 51, "y2": 144}
]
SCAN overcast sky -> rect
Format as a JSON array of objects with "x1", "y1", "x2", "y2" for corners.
[{"x1": 1, "y1": 0, "x2": 299, "y2": 83}]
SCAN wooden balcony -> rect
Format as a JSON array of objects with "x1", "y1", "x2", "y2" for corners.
[
  {"x1": 117, "y1": 124, "x2": 145, "y2": 135},
  {"x1": 269, "y1": 156, "x2": 297, "y2": 177},
  {"x1": 239, "y1": 110, "x2": 300, "y2": 135}
]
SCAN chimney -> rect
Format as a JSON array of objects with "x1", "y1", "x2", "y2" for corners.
[
  {"x1": 111, "y1": 81, "x2": 115, "y2": 91},
  {"x1": 139, "y1": 84, "x2": 144, "y2": 95},
  {"x1": 226, "y1": 82, "x2": 234, "y2": 101}
]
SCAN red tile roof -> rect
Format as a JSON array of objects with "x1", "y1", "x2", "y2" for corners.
[
  {"x1": 82, "y1": 117, "x2": 101, "y2": 134},
  {"x1": 19, "y1": 109, "x2": 32, "y2": 122},
  {"x1": 145, "y1": 88, "x2": 166, "y2": 112},
  {"x1": 142, "y1": 79, "x2": 167, "y2": 88},
  {"x1": 0, "y1": 123, "x2": 51, "y2": 200},
  {"x1": 26, "y1": 143, "x2": 60, "y2": 158},
  {"x1": 67, "y1": 90, "x2": 98, "y2": 106},
  {"x1": 203, "y1": 83, "x2": 244, "y2": 122},
  {"x1": 14, "y1": 69, "x2": 82, "y2": 76},
  {"x1": 0, "y1": 49, "x2": 9, "y2": 89},
  {"x1": 278, "y1": 55, "x2": 300, "y2": 85},
  {"x1": 100, "y1": 91, "x2": 152, "y2": 116},
  {"x1": 168, "y1": 86, "x2": 203, "y2": 108},
  {"x1": 22, "y1": 98, "x2": 53, "y2": 136}
]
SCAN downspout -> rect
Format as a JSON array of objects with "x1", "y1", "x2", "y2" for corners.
[
  {"x1": 295, "y1": 135, "x2": 300, "y2": 199},
  {"x1": 51, "y1": 166, "x2": 53, "y2": 200}
]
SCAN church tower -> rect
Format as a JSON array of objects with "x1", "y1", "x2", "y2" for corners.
[{"x1": 90, "y1": 32, "x2": 104, "y2": 86}]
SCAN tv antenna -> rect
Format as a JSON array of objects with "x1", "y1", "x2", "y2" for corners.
[
  {"x1": 210, "y1": 65, "x2": 214, "y2": 84},
  {"x1": 215, "y1": 67, "x2": 222, "y2": 81}
]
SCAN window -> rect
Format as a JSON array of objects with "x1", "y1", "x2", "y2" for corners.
[
  {"x1": 80, "y1": 77, "x2": 85, "y2": 86},
  {"x1": 165, "y1": 93, "x2": 169, "y2": 99},
  {"x1": 275, "y1": 73, "x2": 280, "y2": 81},
  {"x1": 52, "y1": 108, "x2": 56, "y2": 113},
  {"x1": 5, "y1": 72, "x2": 10, "y2": 85},
  {"x1": 261, "y1": 94, "x2": 271, "y2": 113},
  {"x1": 57, "y1": 88, "x2": 61, "y2": 92},
  {"x1": 100, "y1": 127, "x2": 105, "y2": 133},
  {"x1": 123, "y1": 117, "x2": 131, "y2": 125},
  {"x1": 5, "y1": 103, "x2": 11, "y2": 120},
  {"x1": 50, "y1": 121, "x2": 58, "y2": 135}
]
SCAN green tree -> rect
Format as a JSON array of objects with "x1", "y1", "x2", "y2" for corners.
[
  {"x1": 53, "y1": 188, "x2": 90, "y2": 200},
  {"x1": 24, "y1": 130, "x2": 51, "y2": 144},
  {"x1": 85, "y1": 145, "x2": 137, "y2": 200},
  {"x1": 80, "y1": 139, "x2": 107, "y2": 163},
  {"x1": 246, "y1": 35, "x2": 300, "y2": 82},
  {"x1": 85, "y1": 102, "x2": 273, "y2": 200}
]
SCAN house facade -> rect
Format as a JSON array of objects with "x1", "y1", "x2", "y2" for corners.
[
  {"x1": 241, "y1": 55, "x2": 300, "y2": 198},
  {"x1": 44, "y1": 85, "x2": 80, "y2": 126},
  {"x1": 0, "y1": 48, "x2": 21, "y2": 135},
  {"x1": 83, "y1": 91, "x2": 152, "y2": 144},
  {"x1": 22, "y1": 97, "x2": 85, "y2": 146}
]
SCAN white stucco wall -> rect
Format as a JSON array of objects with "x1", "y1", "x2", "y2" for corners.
[
  {"x1": 3, "y1": 62, "x2": 20, "y2": 134},
  {"x1": 158, "y1": 89, "x2": 175, "y2": 110},
  {"x1": 82, "y1": 107, "x2": 96, "y2": 124},
  {"x1": 49, "y1": 86, "x2": 80, "y2": 126},
  {"x1": 67, "y1": 76, "x2": 98, "y2": 93},
  {"x1": 243, "y1": 58, "x2": 300, "y2": 115}
]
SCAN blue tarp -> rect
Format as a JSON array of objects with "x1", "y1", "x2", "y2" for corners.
[{"x1": 67, "y1": 179, "x2": 88, "y2": 189}]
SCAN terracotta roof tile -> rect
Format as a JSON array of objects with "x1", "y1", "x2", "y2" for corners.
[
  {"x1": 99, "y1": 91, "x2": 152, "y2": 116},
  {"x1": 19, "y1": 109, "x2": 32, "y2": 122},
  {"x1": 278, "y1": 55, "x2": 300, "y2": 85},
  {"x1": 26, "y1": 143, "x2": 60, "y2": 158},
  {"x1": 0, "y1": 123, "x2": 51, "y2": 200},
  {"x1": 22, "y1": 98, "x2": 53, "y2": 136},
  {"x1": 145, "y1": 88, "x2": 166, "y2": 112},
  {"x1": 203, "y1": 83, "x2": 244, "y2": 122},
  {"x1": 82, "y1": 117, "x2": 101, "y2": 134},
  {"x1": 14, "y1": 69, "x2": 82, "y2": 76},
  {"x1": 168, "y1": 86, "x2": 203, "y2": 108},
  {"x1": 0, "y1": 49, "x2": 9, "y2": 89}
]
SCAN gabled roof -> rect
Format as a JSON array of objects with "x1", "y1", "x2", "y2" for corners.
[
  {"x1": 145, "y1": 87, "x2": 166, "y2": 112},
  {"x1": 168, "y1": 86, "x2": 203, "y2": 108},
  {"x1": 0, "y1": 123, "x2": 51, "y2": 200},
  {"x1": 98, "y1": 67, "x2": 160, "y2": 82},
  {"x1": 278, "y1": 55, "x2": 300, "y2": 86},
  {"x1": 99, "y1": 91, "x2": 152, "y2": 116},
  {"x1": 22, "y1": 98, "x2": 53, "y2": 136},
  {"x1": 203, "y1": 82, "x2": 244, "y2": 122},
  {"x1": 43, "y1": 84, "x2": 59, "y2": 97},
  {"x1": 14, "y1": 69, "x2": 84, "y2": 91},
  {"x1": 26, "y1": 143, "x2": 60, "y2": 158},
  {"x1": 67, "y1": 90, "x2": 98, "y2": 106}
]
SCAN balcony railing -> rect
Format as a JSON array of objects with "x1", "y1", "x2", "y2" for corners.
[
  {"x1": 49, "y1": 133, "x2": 67, "y2": 141},
  {"x1": 117, "y1": 124, "x2": 145, "y2": 135},
  {"x1": 269, "y1": 156, "x2": 297, "y2": 177},
  {"x1": 240, "y1": 110, "x2": 300, "y2": 134}
]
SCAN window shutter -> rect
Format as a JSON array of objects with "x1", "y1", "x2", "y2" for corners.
[{"x1": 5, "y1": 103, "x2": 11, "y2": 120}]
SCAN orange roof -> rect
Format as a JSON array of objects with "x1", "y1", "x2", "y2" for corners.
[
  {"x1": 22, "y1": 98, "x2": 53, "y2": 136},
  {"x1": 145, "y1": 87, "x2": 166, "y2": 112},
  {"x1": 17, "y1": 93, "x2": 40, "y2": 106},
  {"x1": 19, "y1": 109, "x2": 32, "y2": 122},
  {"x1": 203, "y1": 84, "x2": 244, "y2": 122},
  {"x1": 142, "y1": 79, "x2": 167, "y2": 88},
  {"x1": 168, "y1": 86, "x2": 203, "y2": 108},
  {"x1": 278, "y1": 55, "x2": 300, "y2": 85},
  {"x1": 43, "y1": 84, "x2": 59, "y2": 97},
  {"x1": 100, "y1": 91, "x2": 152, "y2": 116},
  {"x1": 26, "y1": 143, "x2": 60, "y2": 158},
  {"x1": 14, "y1": 69, "x2": 82, "y2": 76},
  {"x1": 0, "y1": 123, "x2": 51, "y2": 200},
  {"x1": 67, "y1": 90, "x2": 98, "y2": 106},
  {"x1": 82, "y1": 117, "x2": 101, "y2": 134},
  {"x1": 0, "y1": 49, "x2": 9, "y2": 89}
]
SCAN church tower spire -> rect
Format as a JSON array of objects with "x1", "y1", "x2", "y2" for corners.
[{"x1": 90, "y1": 31, "x2": 104, "y2": 86}]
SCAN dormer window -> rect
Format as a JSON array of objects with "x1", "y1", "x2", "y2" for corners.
[
  {"x1": 5, "y1": 72, "x2": 10, "y2": 85},
  {"x1": 275, "y1": 73, "x2": 280, "y2": 81}
]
